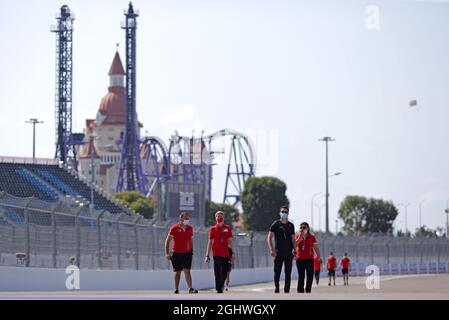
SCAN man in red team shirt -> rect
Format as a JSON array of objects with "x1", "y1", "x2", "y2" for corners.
[
  {"x1": 313, "y1": 254, "x2": 322, "y2": 285},
  {"x1": 165, "y1": 212, "x2": 198, "y2": 294},
  {"x1": 295, "y1": 222, "x2": 321, "y2": 293},
  {"x1": 205, "y1": 211, "x2": 234, "y2": 293},
  {"x1": 327, "y1": 252, "x2": 337, "y2": 286},
  {"x1": 340, "y1": 252, "x2": 351, "y2": 286}
]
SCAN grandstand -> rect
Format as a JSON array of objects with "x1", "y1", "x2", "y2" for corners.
[{"x1": 0, "y1": 160, "x2": 126, "y2": 214}]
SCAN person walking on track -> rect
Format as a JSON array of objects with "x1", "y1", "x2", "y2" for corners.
[
  {"x1": 267, "y1": 205, "x2": 295, "y2": 293},
  {"x1": 340, "y1": 252, "x2": 351, "y2": 286},
  {"x1": 165, "y1": 212, "x2": 198, "y2": 294},
  {"x1": 327, "y1": 252, "x2": 337, "y2": 286},
  {"x1": 205, "y1": 211, "x2": 234, "y2": 293},
  {"x1": 314, "y1": 254, "x2": 322, "y2": 285},
  {"x1": 295, "y1": 222, "x2": 321, "y2": 293}
]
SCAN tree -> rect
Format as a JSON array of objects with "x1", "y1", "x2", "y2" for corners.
[
  {"x1": 205, "y1": 200, "x2": 239, "y2": 227},
  {"x1": 414, "y1": 225, "x2": 444, "y2": 238},
  {"x1": 338, "y1": 196, "x2": 368, "y2": 235},
  {"x1": 338, "y1": 195, "x2": 398, "y2": 235},
  {"x1": 396, "y1": 230, "x2": 412, "y2": 238},
  {"x1": 112, "y1": 191, "x2": 154, "y2": 219},
  {"x1": 241, "y1": 176, "x2": 289, "y2": 231}
]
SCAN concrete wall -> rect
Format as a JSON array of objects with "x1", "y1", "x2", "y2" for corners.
[
  {"x1": 0, "y1": 266, "x2": 280, "y2": 292},
  {"x1": 4, "y1": 262, "x2": 447, "y2": 292}
]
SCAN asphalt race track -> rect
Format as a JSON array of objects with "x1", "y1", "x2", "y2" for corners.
[{"x1": 0, "y1": 274, "x2": 448, "y2": 300}]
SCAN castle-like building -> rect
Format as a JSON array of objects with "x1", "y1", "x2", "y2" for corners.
[
  {"x1": 76, "y1": 51, "x2": 211, "y2": 206},
  {"x1": 77, "y1": 51, "x2": 141, "y2": 195}
]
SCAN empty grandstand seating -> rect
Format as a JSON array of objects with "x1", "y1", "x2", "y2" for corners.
[
  {"x1": 37, "y1": 169, "x2": 79, "y2": 196},
  {"x1": 0, "y1": 216, "x2": 10, "y2": 226},
  {"x1": 79, "y1": 210, "x2": 97, "y2": 227},
  {"x1": 16, "y1": 168, "x2": 59, "y2": 200},
  {"x1": 0, "y1": 163, "x2": 58, "y2": 201},
  {"x1": 0, "y1": 163, "x2": 124, "y2": 214},
  {"x1": 2, "y1": 207, "x2": 25, "y2": 224},
  {"x1": 31, "y1": 165, "x2": 123, "y2": 213}
]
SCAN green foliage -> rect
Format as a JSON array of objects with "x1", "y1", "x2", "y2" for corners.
[
  {"x1": 396, "y1": 230, "x2": 412, "y2": 238},
  {"x1": 241, "y1": 176, "x2": 289, "y2": 231},
  {"x1": 205, "y1": 199, "x2": 239, "y2": 226},
  {"x1": 112, "y1": 191, "x2": 154, "y2": 219},
  {"x1": 414, "y1": 225, "x2": 444, "y2": 238},
  {"x1": 338, "y1": 195, "x2": 398, "y2": 235}
]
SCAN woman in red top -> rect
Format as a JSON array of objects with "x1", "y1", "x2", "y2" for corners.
[{"x1": 295, "y1": 222, "x2": 321, "y2": 293}]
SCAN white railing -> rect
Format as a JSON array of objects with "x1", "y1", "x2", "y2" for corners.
[{"x1": 0, "y1": 156, "x2": 59, "y2": 165}]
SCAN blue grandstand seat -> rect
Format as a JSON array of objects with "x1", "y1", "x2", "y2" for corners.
[
  {"x1": 15, "y1": 168, "x2": 59, "y2": 200},
  {"x1": 429, "y1": 262, "x2": 438, "y2": 273},
  {"x1": 437, "y1": 262, "x2": 446, "y2": 273},
  {"x1": 31, "y1": 165, "x2": 123, "y2": 213},
  {"x1": 381, "y1": 263, "x2": 390, "y2": 274},
  {"x1": 78, "y1": 210, "x2": 96, "y2": 227},
  {"x1": 391, "y1": 263, "x2": 400, "y2": 274},
  {"x1": 408, "y1": 263, "x2": 418, "y2": 273},
  {"x1": 3, "y1": 208, "x2": 25, "y2": 224},
  {"x1": 0, "y1": 163, "x2": 124, "y2": 214},
  {"x1": 0, "y1": 216, "x2": 10, "y2": 226},
  {"x1": 419, "y1": 263, "x2": 427, "y2": 273},
  {"x1": 37, "y1": 170, "x2": 79, "y2": 196},
  {"x1": 0, "y1": 164, "x2": 58, "y2": 201}
]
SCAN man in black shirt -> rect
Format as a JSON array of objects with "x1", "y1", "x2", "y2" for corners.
[{"x1": 267, "y1": 205, "x2": 295, "y2": 293}]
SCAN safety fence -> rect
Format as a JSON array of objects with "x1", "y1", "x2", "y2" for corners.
[
  {"x1": 326, "y1": 261, "x2": 449, "y2": 277},
  {"x1": 1, "y1": 193, "x2": 449, "y2": 271}
]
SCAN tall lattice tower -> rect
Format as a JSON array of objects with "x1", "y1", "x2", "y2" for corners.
[
  {"x1": 117, "y1": 2, "x2": 146, "y2": 193},
  {"x1": 51, "y1": 5, "x2": 76, "y2": 166}
]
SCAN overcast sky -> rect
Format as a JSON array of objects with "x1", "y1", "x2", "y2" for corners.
[{"x1": 1, "y1": 0, "x2": 449, "y2": 233}]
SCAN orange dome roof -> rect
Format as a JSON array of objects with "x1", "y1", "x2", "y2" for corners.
[
  {"x1": 98, "y1": 87, "x2": 126, "y2": 125},
  {"x1": 97, "y1": 52, "x2": 127, "y2": 125}
]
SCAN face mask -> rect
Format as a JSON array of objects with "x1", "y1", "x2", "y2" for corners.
[
  {"x1": 280, "y1": 212, "x2": 289, "y2": 221},
  {"x1": 216, "y1": 216, "x2": 224, "y2": 223},
  {"x1": 182, "y1": 219, "x2": 190, "y2": 226}
]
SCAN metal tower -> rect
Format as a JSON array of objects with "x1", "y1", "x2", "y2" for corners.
[
  {"x1": 117, "y1": 2, "x2": 146, "y2": 193},
  {"x1": 51, "y1": 5, "x2": 76, "y2": 166},
  {"x1": 220, "y1": 132, "x2": 256, "y2": 206}
]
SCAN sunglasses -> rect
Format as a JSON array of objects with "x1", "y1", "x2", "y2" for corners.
[
  {"x1": 281, "y1": 211, "x2": 288, "y2": 214},
  {"x1": 300, "y1": 226, "x2": 307, "y2": 230}
]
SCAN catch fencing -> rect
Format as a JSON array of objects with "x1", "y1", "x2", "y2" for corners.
[{"x1": 1, "y1": 193, "x2": 449, "y2": 273}]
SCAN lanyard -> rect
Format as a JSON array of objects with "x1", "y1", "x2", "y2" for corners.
[{"x1": 300, "y1": 234, "x2": 307, "y2": 252}]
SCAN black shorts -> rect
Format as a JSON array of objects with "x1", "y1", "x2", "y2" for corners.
[
  {"x1": 328, "y1": 269, "x2": 335, "y2": 276},
  {"x1": 342, "y1": 268, "x2": 349, "y2": 275},
  {"x1": 171, "y1": 252, "x2": 193, "y2": 272}
]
